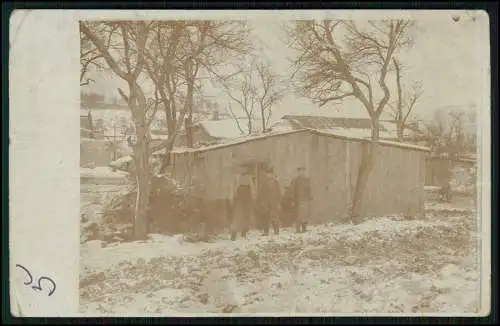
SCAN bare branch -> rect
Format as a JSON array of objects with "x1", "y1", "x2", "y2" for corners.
[
  {"x1": 117, "y1": 87, "x2": 129, "y2": 103},
  {"x1": 286, "y1": 19, "x2": 414, "y2": 139},
  {"x1": 392, "y1": 56, "x2": 423, "y2": 140},
  {"x1": 80, "y1": 22, "x2": 128, "y2": 81},
  {"x1": 226, "y1": 104, "x2": 246, "y2": 135},
  {"x1": 402, "y1": 82, "x2": 423, "y2": 125},
  {"x1": 318, "y1": 93, "x2": 355, "y2": 107},
  {"x1": 148, "y1": 112, "x2": 186, "y2": 153}
]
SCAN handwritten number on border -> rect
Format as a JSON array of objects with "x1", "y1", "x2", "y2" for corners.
[{"x1": 16, "y1": 264, "x2": 56, "y2": 296}]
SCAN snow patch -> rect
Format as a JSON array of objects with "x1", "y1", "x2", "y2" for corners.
[{"x1": 80, "y1": 167, "x2": 128, "y2": 179}]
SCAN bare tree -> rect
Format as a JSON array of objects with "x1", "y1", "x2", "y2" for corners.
[
  {"x1": 424, "y1": 108, "x2": 475, "y2": 202},
  {"x1": 81, "y1": 21, "x2": 154, "y2": 240},
  {"x1": 255, "y1": 60, "x2": 285, "y2": 132},
  {"x1": 81, "y1": 20, "x2": 252, "y2": 238},
  {"x1": 79, "y1": 22, "x2": 115, "y2": 86},
  {"x1": 225, "y1": 103, "x2": 247, "y2": 135},
  {"x1": 221, "y1": 61, "x2": 258, "y2": 136},
  {"x1": 190, "y1": 21, "x2": 253, "y2": 139},
  {"x1": 287, "y1": 20, "x2": 414, "y2": 139},
  {"x1": 144, "y1": 21, "x2": 252, "y2": 166},
  {"x1": 143, "y1": 21, "x2": 188, "y2": 170},
  {"x1": 389, "y1": 58, "x2": 423, "y2": 141},
  {"x1": 286, "y1": 20, "x2": 414, "y2": 224},
  {"x1": 426, "y1": 108, "x2": 473, "y2": 159},
  {"x1": 220, "y1": 58, "x2": 284, "y2": 135}
]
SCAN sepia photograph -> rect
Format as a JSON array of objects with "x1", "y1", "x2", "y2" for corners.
[{"x1": 75, "y1": 12, "x2": 489, "y2": 315}]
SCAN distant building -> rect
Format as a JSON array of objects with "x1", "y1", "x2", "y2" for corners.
[
  {"x1": 268, "y1": 114, "x2": 427, "y2": 143},
  {"x1": 272, "y1": 115, "x2": 390, "y2": 140},
  {"x1": 174, "y1": 112, "x2": 267, "y2": 148}
]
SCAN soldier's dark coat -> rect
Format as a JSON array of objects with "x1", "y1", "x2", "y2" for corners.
[{"x1": 256, "y1": 172, "x2": 282, "y2": 234}]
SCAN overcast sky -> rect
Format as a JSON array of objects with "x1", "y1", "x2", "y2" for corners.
[{"x1": 84, "y1": 14, "x2": 487, "y2": 122}]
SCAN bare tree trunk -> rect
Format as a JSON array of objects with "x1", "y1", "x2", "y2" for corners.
[
  {"x1": 393, "y1": 58, "x2": 404, "y2": 142},
  {"x1": 370, "y1": 116, "x2": 380, "y2": 140},
  {"x1": 158, "y1": 110, "x2": 175, "y2": 174},
  {"x1": 349, "y1": 114, "x2": 381, "y2": 224},
  {"x1": 349, "y1": 110, "x2": 380, "y2": 224},
  {"x1": 396, "y1": 124, "x2": 404, "y2": 142},
  {"x1": 184, "y1": 57, "x2": 196, "y2": 148},
  {"x1": 82, "y1": 21, "x2": 152, "y2": 240},
  {"x1": 185, "y1": 115, "x2": 193, "y2": 148},
  {"x1": 133, "y1": 130, "x2": 151, "y2": 240},
  {"x1": 184, "y1": 87, "x2": 194, "y2": 148},
  {"x1": 156, "y1": 112, "x2": 187, "y2": 174},
  {"x1": 349, "y1": 142, "x2": 375, "y2": 224},
  {"x1": 247, "y1": 118, "x2": 253, "y2": 135},
  {"x1": 261, "y1": 108, "x2": 266, "y2": 132},
  {"x1": 129, "y1": 86, "x2": 151, "y2": 240}
]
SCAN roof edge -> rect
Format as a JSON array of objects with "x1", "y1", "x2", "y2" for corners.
[
  {"x1": 309, "y1": 129, "x2": 431, "y2": 152},
  {"x1": 170, "y1": 128, "x2": 430, "y2": 155}
]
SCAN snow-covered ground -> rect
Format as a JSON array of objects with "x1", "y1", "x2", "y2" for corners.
[
  {"x1": 79, "y1": 197, "x2": 480, "y2": 316},
  {"x1": 80, "y1": 167, "x2": 129, "y2": 187},
  {"x1": 81, "y1": 167, "x2": 128, "y2": 179}
]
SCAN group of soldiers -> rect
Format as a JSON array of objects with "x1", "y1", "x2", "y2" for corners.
[
  {"x1": 228, "y1": 166, "x2": 313, "y2": 241},
  {"x1": 186, "y1": 164, "x2": 313, "y2": 241}
]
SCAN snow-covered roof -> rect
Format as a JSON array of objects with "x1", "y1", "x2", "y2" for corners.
[
  {"x1": 198, "y1": 118, "x2": 265, "y2": 139},
  {"x1": 171, "y1": 127, "x2": 430, "y2": 155},
  {"x1": 286, "y1": 98, "x2": 395, "y2": 121},
  {"x1": 171, "y1": 129, "x2": 306, "y2": 154},
  {"x1": 268, "y1": 119, "x2": 295, "y2": 133},
  {"x1": 320, "y1": 127, "x2": 373, "y2": 139},
  {"x1": 379, "y1": 121, "x2": 414, "y2": 138},
  {"x1": 282, "y1": 114, "x2": 383, "y2": 130},
  {"x1": 271, "y1": 118, "x2": 415, "y2": 142},
  {"x1": 311, "y1": 129, "x2": 430, "y2": 152},
  {"x1": 376, "y1": 140, "x2": 431, "y2": 152}
]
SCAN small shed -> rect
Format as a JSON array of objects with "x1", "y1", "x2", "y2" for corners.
[{"x1": 168, "y1": 129, "x2": 430, "y2": 226}]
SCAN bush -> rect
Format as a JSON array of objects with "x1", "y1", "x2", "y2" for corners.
[{"x1": 100, "y1": 174, "x2": 207, "y2": 243}]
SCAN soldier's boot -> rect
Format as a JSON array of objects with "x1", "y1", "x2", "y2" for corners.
[
  {"x1": 272, "y1": 221, "x2": 279, "y2": 235},
  {"x1": 263, "y1": 222, "x2": 270, "y2": 236},
  {"x1": 231, "y1": 231, "x2": 237, "y2": 241},
  {"x1": 241, "y1": 228, "x2": 248, "y2": 239},
  {"x1": 295, "y1": 221, "x2": 301, "y2": 234},
  {"x1": 301, "y1": 222, "x2": 307, "y2": 233}
]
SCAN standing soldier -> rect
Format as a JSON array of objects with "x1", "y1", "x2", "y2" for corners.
[
  {"x1": 189, "y1": 175, "x2": 207, "y2": 233},
  {"x1": 256, "y1": 167, "x2": 282, "y2": 236},
  {"x1": 265, "y1": 167, "x2": 282, "y2": 235},
  {"x1": 280, "y1": 184, "x2": 296, "y2": 227},
  {"x1": 255, "y1": 166, "x2": 269, "y2": 234},
  {"x1": 291, "y1": 166, "x2": 313, "y2": 233},
  {"x1": 230, "y1": 171, "x2": 256, "y2": 241}
]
